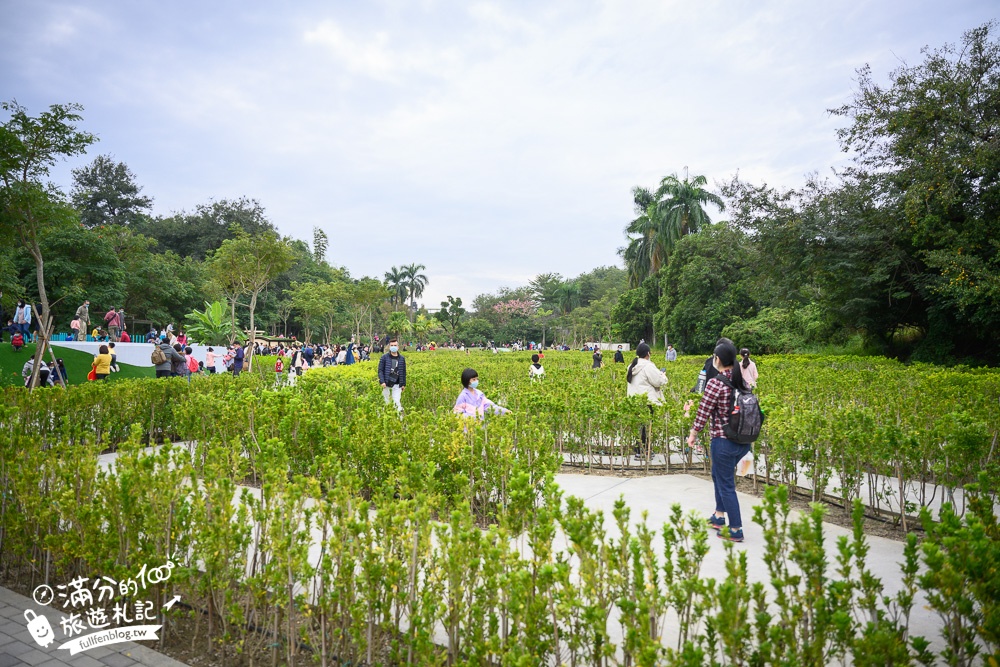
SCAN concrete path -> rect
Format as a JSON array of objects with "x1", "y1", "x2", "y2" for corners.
[
  {"x1": 553, "y1": 472, "x2": 943, "y2": 648},
  {"x1": 0, "y1": 587, "x2": 187, "y2": 667}
]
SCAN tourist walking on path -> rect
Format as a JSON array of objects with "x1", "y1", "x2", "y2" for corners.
[
  {"x1": 625, "y1": 342, "x2": 667, "y2": 459},
  {"x1": 75, "y1": 300, "x2": 90, "y2": 341},
  {"x1": 687, "y1": 340, "x2": 752, "y2": 543},
  {"x1": 377, "y1": 338, "x2": 406, "y2": 412}
]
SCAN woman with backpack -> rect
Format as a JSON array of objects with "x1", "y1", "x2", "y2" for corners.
[
  {"x1": 686, "y1": 340, "x2": 752, "y2": 543},
  {"x1": 625, "y1": 343, "x2": 667, "y2": 460}
]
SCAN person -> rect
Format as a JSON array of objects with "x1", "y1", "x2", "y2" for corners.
[
  {"x1": 345, "y1": 338, "x2": 355, "y2": 365},
  {"x1": 453, "y1": 368, "x2": 510, "y2": 418},
  {"x1": 13, "y1": 300, "x2": 31, "y2": 339},
  {"x1": 154, "y1": 335, "x2": 183, "y2": 379},
  {"x1": 22, "y1": 355, "x2": 51, "y2": 388},
  {"x1": 231, "y1": 341, "x2": 245, "y2": 377},
  {"x1": 70, "y1": 317, "x2": 81, "y2": 342},
  {"x1": 75, "y1": 300, "x2": 90, "y2": 341},
  {"x1": 205, "y1": 347, "x2": 217, "y2": 374},
  {"x1": 117, "y1": 308, "x2": 128, "y2": 341},
  {"x1": 104, "y1": 307, "x2": 122, "y2": 342},
  {"x1": 185, "y1": 347, "x2": 200, "y2": 376},
  {"x1": 336, "y1": 345, "x2": 347, "y2": 365},
  {"x1": 303, "y1": 343, "x2": 315, "y2": 367},
  {"x1": 52, "y1": 358, "x2": 68, "y2": 386},
  {"x1": 11, "y1": 331, "x2": 24, "y2": 352},
  {"x1": 528, "y1": 354, "x2": 545, "y2": 381},
  {"x1": 377, "y1": 338, "x2": 406, "y2": 412},
  {"x1": 120, "y1": 330, "x2": 131, "y2": 343},
  {"x1": 614, "y1": 345, "x2": 625, "y2": 363},
  {"x1": 666, "y1": 344, "x2": 678, "y2": 362},
  {"x1": 176, "y1": 331, "x2": 188, "y2": 347},
  {"x1": 740, "y1": 348, "x2": 758, "y2": 388},
  {"x1": 592, "y1": 348, "x2": 603, "y2": 369},
  {"x1": 146, "y1": 325, "x2": 158, "y2": 342},
  {"x1": 92, "y1": 345, "x2": 113, "y2": 381},
  {"x1": 626, "y1": 342, "x2": 668, "y2": 459},
  {"x1": 172, "y1": 344, "x2": 189, "y2": 378},
  {"x1": 108, "y1": 342, "x2": 120, "y2": 372},
  {"x1": 686, "y1": 340, "x2": 752, "y2": 543},
  {"x1": 684, "y1": 337, "x2": 735, "y2": 416}
]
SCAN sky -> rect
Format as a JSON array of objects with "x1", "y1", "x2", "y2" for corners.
[{"x1": 1, "y1": 1, "x2": 996, "y2": 309}]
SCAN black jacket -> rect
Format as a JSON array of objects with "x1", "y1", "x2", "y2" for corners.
[{"x1": 377, "y1": 352, "x2": 406, "y2": 387}]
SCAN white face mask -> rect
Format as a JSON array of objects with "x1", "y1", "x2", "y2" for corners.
[{"x1": 390, "y1": 345, "x2": 398, "y2": 353}]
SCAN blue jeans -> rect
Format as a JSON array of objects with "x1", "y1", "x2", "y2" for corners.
[{"x1": 711, "y1": 437, "x2": 752, "y2": 529}]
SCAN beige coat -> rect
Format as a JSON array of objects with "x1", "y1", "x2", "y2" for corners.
[{"x1": 626, "y1": 357, "x2": 668, "y2": 405}]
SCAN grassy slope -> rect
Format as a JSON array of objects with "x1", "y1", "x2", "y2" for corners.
[{"x1": 0, "y1": 342, "x2": 155, "y2": 387}]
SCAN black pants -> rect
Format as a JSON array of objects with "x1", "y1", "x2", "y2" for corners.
[
  {"x1": 156, "y1": 370, "x2": 171, "y2": 378},
  {"x1": 636, "y1": 405, "x2": 655, "y2": 456}
]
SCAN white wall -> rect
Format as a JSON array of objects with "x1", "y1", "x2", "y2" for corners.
[{"x1": 50, "y1": 341, "x2": 226, "y2": 372}]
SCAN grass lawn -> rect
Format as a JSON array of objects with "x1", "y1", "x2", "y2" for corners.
[{"x1": 0, "y1": 342, "x2": 155, "y2": 387}]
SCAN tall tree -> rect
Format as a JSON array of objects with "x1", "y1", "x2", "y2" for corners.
[
  {"x1": 402, "y1": 263, "x2": 428, "y2": 317},
  {"x1": 70, "y1": 154, "x2": 152, "y2": 227},
  {"x1": 0, "y1": 101, "x2": 96, "y2": 387},
  {"x1": 135, "y1": 197, "x2": 275, "y2": 260},
  {"x1": 384, "y1": 266, "x2": 407, "y2": 311},
  {"x1": 831, "y1": 21, "x2": 1000, "y2": 360},
  {"x1": 312, "y1": 227, "x2": 329, "y2": 263},
  {"x1": 208, "y1": 229, "x2": 295, "y2": 349}
]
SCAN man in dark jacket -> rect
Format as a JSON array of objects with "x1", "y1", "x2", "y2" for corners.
[
  {"x1": 232, "y1": 342, "x2": 245, "y2": 377},
  {"x1": 377, "y1": 337, "x2": 406, "y2": 412}
]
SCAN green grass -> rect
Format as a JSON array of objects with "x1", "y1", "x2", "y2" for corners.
[{"x1": 0, "y1": 342, "x2": 155, "y2": 387}]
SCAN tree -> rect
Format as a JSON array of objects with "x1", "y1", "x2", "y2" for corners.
[
  {"x1": 208, "y1": 228, "x2": 295, "y2": 348},
  {"x1": 70, "y1": 154, "x2": 152, "y2": 227},
  {"x1": 528, "y1": 272, "x2": 564, "y2": 309},
  {"x1": 0, "y1": 100, "x2": 96, "y2": 388},
  {"x1": 435, "y1": 295, "x2": 466, "y2": 343},
  {"x1": 402, "y1": 263, "x2": 429, "y2": 317},
  {"x1": 134, "y1": 197, "x2": 275, "y2": 260},
  {"x1": 344, "y1": 278, "x2": 389, "y2": 342},
  {"x1": 312, "y1": 227, "x2": 328, "y2": 263},
  {"x1": 386, "y1": 311, "x2": 412, "y2": 340},
  {"x1": 831, "y1": 21, "x2": 1000, "y2": 360},
  {"x1": 288, "y1": 279, "x2": 346, "y2": 344},
  {"x1": 384, "y1": 266, "x2": 408, "y2": 311},
  {"x1": 553, "y1": 280, "x2": 581, "y2": 315}
]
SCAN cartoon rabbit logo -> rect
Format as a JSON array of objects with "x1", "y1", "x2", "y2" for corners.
[{"x1": 24, "y1": 609, "x2": 55, "y2": 648}]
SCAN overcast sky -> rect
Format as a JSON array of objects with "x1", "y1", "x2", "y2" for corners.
[{"x1": 1, "y1": 1, "x2": 995, "y2": 308}]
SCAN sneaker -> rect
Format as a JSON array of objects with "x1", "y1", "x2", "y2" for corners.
[
  {"x1": 706, "y1": 515, "x2": 726, "y2": 531},
  {"x1": 718, "y1": 528, "x2": 744, "y2": 543}
]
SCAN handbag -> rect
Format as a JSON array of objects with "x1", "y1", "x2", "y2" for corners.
[{"x1": 87, "y1": 367, "x2": 97, "y2": 381}]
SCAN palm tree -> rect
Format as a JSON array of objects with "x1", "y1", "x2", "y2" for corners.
[
  {"x1": 654, "y1": 172, "x2": 725, "y2": 253},
  {"x1": 384, "y1": 266, "x2": 407, "y2": 311},
  {"x1": 620, "y1": 173, "x2": 724, "y2": 286},
  {"x1": 401, "y1": 263, "x2": 428, "y2": 319},
  {"x1": 553, "y1": 280, "x2": 581, "y2": 315}
]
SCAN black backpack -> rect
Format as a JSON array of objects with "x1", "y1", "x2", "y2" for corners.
[{"x1": 717, "y1": 376, "x2": 764, "y2": 445}]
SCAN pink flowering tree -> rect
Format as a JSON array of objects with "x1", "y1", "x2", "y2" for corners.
[{"x1": 492, "y1": 299, "x2": 536, "y2": 326}]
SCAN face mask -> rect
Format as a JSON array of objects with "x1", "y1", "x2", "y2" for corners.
[
  {"x1": 470, "y1": 380, "x2": 479, "y2": 389},
  {"x1": 390, "y1": 345, "x2": 398, "y2": 353}
]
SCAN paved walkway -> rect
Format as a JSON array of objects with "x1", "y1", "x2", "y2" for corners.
[{"x1": 0, "y1": 587, "x2": 187, "y2": 667}]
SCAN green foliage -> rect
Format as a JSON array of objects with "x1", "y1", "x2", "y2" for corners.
[
  {"x1": 0, "y1": 352, "x2": 997, "y2": 663},
  {"x1": 184, "y1": 300, "x2": 236, "y2": 345},
  {"x1": 723, "y1": 303, "x2": 842, "y2": 354},
  {"x1": 70, "y1": 154, "x2": 153, "y2": 228},
  {"x1": 435, "y1": 295, "x2": 466, "y2": 342}
]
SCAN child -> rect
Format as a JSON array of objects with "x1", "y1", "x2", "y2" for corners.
[
  {"x1": 11, "y1": 331, "x2": 24, "y2": 352},
  {"x1": 528, "y1": 354, "x2": 545, "y2": 381},
  {"x1": 70, "y1": 318, "x2": 80, "y2": 341},
  {"x1": 108, "y1": 342, "x2": 120, "y2": 372},
  {"x1": 185, "y1": 347, "x2": 200, "y2": 375}
]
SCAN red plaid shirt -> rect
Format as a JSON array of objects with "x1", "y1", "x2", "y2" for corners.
[{"x1": 692, "y1": 368, "x2": 733, "y2": 439}]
